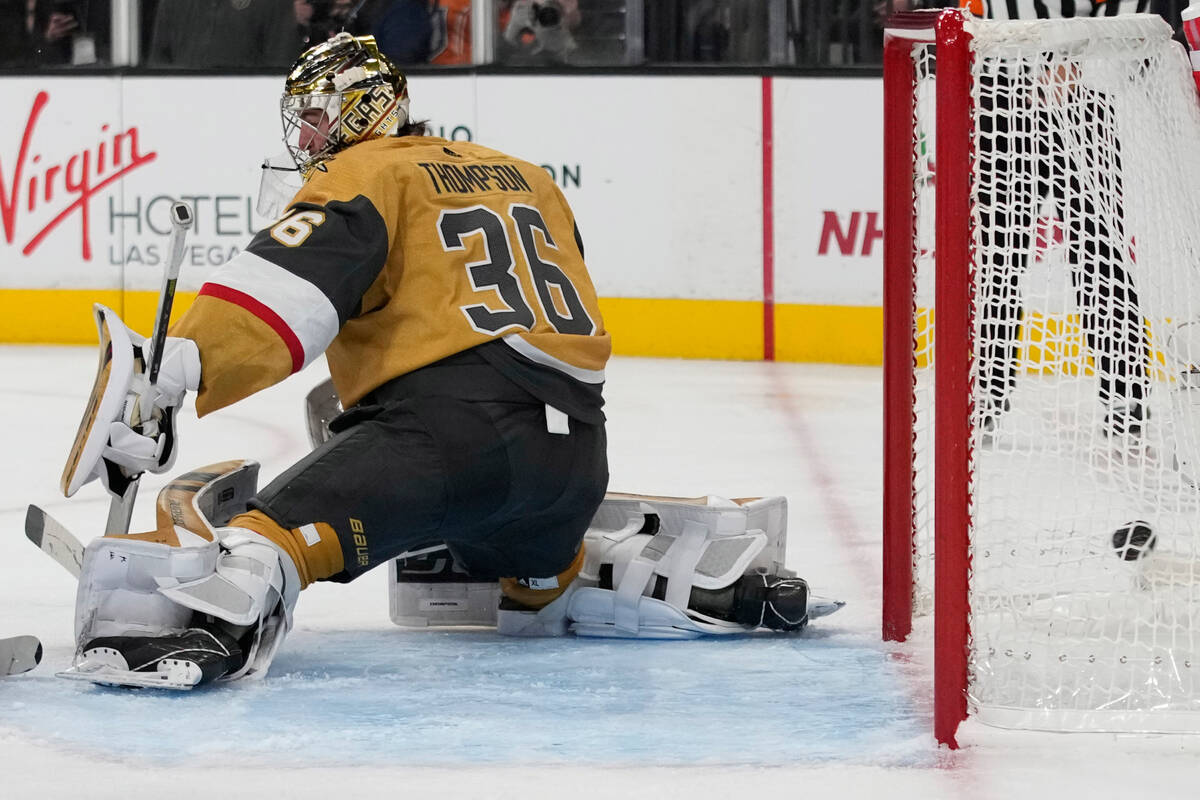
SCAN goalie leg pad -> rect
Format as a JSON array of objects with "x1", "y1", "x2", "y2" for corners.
[
  {"x1": 72, "y1": 505, "x2": 301, "y2": 685},
  {"x1": 156, "y1": 527, "x2": 301, "y2": 681},
  {"x1": 154, "y1": 460, "x2": 260, "y2": 539},
  {"x1": 388, "y1": 545, "x2": 502, "y2": 629},
  {"x1": 490, "y1": 494, "x2": 804, "y2": 639},
  {"x1": 73, "y1": 460, "x2": 263, "y2": 648},
  {"x1": 590, "y1": 493, "x2": 789, "y2": 574},
  {"x1": 72, "y1": 529, "x2": 299, "y2": 685},
  {"x1": 567, "y1": 495, "x2": 799, "y2": 639},
  {"x1": 74, "y1": 535, "x2": 219, "y2": 646}
]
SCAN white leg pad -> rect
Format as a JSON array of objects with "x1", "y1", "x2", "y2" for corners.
[
  {"x1": 495, "y1": 584, "x2": 578, "y2": 637},
  {"x1": 73, "y1": 527, "x2": 300, "y2": 682},
  {"x1": 388, "y1": 545, "x2": 502, "y2": 629},
  {"x1": 156, "y1": 528, "x2": 300, "y2": 680},
  {"x1": 568, "y1": 589, "x2": 744, "y2": 639},
  {"x1": 590, "y1": 494, "x2": 788, "y2": 575},
  {"x1": 75, "y1": 535, "x2": 219, "y2": 648},
  {"x1": 455, "y1": 494, "x2": 799, "y2": 640},
  {"x1": 567, "y1": 494, "x2": 789, "y2": 639}
]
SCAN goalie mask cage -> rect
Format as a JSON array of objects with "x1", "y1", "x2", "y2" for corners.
[{"x1": 882, "y1": 9, "x2": 1200, "y2": 747}]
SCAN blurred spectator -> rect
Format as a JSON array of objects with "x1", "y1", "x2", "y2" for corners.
[
  {"x1": 429, "y1": 0, "x2": 471, "y2": 65},
  {"x1": 362, "y1": 0, "x2": 433, "y2": 63},
  {"x1": 295, "y1": 0, "x2": 358, "y2": 47},
  {"x1": 0, "y1": 1, "x2": 34, "y2": 66},
  {"x1": 28, "y1": 0, "x2": 110, "y2": 65},
  {"x1": 149, "y1": 0, "x2": 297, "y2": 68},
  {"x1": 646, "y1": 0, "x2": 770, "y2": 64},
  {"x1": 292, "y1": 0, "x2": 431, "y2": 64},
  {"x1": 786, "y1": 0, "x2": 905, "y2": 66},
  {"x1": 498, "y1": 0, "x2": 581, "y2": 65},
  {"x1": 691, "y1": 3, "x2": 729, "y2": 61}
]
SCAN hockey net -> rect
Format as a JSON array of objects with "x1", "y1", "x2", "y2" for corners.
[{"x1": 882, "y1": 9, "x2": 1200, "y2": 746}]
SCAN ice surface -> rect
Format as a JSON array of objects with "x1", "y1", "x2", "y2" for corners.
[
  {"x1": 1, "y1": 631, "x2": 927, "y2": 768},
  {"x1": 5, "y1": 347, "x2": 1200, "y2": 799}
]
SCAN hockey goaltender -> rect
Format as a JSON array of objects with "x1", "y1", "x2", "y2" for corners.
[{"x1": 51, "y1": 33, "x2": 839, "y2": 689}]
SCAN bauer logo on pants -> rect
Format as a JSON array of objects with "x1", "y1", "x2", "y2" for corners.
[{"x1": 350, "y1": 518, "x2": 369, "y2": 567}]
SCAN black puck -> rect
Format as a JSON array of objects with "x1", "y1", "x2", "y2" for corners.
[{"x1": 1112, "y1": 520, "x2": 1156, "y2": 561}]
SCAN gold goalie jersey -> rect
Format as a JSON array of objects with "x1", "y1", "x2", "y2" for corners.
[{"x1": 171, "y1": 136, "x2": 610, "y2": 416}]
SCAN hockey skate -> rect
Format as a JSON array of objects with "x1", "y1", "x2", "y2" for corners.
[
  {"x1": 688, "y1": 572, "x2": 814, "y2": 632},
  {"x1": 58, "y1": 627, "x2": 244, "y2": 690}
]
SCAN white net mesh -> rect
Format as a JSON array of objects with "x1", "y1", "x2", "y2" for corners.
[
  {"x1": 912, "y1": 39, "x2": 938, "y2": 619},
  {"x1": 910, "y1": 14, "x2": 1200, "y2": 731}
]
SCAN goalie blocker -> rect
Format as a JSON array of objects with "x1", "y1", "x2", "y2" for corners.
[{"x1": 393, "y1": 493, "x2": 842, "y2": 639}]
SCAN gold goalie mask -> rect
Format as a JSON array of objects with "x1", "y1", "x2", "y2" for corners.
[{"x1": 280, "y1": 32, "x2": 411, "y2": 178}]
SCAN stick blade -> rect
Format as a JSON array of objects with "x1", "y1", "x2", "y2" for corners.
[
  {"x1": 0, "y1": 635, "x2": 42, "y2": 677},
  {"x1": 25, "y1": 504, "x2": 85, "y2": 578}
]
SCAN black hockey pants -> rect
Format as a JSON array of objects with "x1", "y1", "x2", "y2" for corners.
[{"x1": 248, "y1": 356, "x2": 608, "y2": 582}]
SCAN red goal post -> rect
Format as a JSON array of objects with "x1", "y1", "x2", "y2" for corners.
[
  {"x1": 882, "y1": 8, "x2": 973, "y2": 749},
  {"x1": 883, "y1": 8, "x2": 1200, "y2": 748}
]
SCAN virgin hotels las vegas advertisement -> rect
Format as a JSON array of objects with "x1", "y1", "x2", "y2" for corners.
[{"x1": 0, "y1": 74, "x2": 889, "y2": 362}]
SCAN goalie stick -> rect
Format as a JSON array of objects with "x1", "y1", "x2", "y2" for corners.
[
  {"x1": 143, "y1": 202, "x2": 194, "y2": 391},
  {"x1": 60, "y1": 201, "x2": 193, "y2": 538},
  {"x1": 0, "y1": 635, "x2": 42, "y2": 677},
  {"x1": 25, "y1": 505, "x2": 84, "y2": 578},
  {"x1": 112, "y1": 200, "x2": 194, "y2": 537}
]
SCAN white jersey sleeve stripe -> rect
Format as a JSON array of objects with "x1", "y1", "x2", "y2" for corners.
[{"x1": 201, "y1": 251, "x2": 340, "y2": 371}]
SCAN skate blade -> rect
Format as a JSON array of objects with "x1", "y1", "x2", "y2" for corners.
[
  {"x1": 807, "y1": 596, "x2": 846, "y2": 620},
  {"x1": 57, "y1": 657, "x2": 203, "y2": 690}
]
